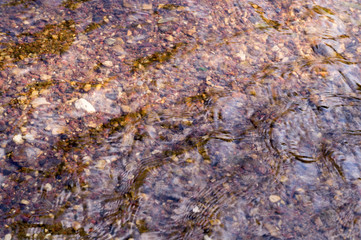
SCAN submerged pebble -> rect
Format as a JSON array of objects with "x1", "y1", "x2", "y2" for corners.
[
  {"x1": 44, "y1": 183, "x2": 52, "y2": 191},
  {"x1": 74, "y1": 98, "x2": 96, "y2": 113},
  {"x1": 102, "y1": 60, "x2": 113, "y2": 67},
  {"x1": 31, "y1": 97, "x2": 50, "y2": 108},
  {"x1": 40, "y1": 74, "x2": 51, "y2": 81},
  {"x1": 1, "y1": 1, "x2": 361, "y2": 239},
  {"x1": 105, "y1": 38, "x2": 116, "y2": 45},
  {"x1": 269, "y1": 195, "x2": 281, "y2": 203},
  {"x1": 13, "y1": 134, "x2": 24, "y2": 144}
]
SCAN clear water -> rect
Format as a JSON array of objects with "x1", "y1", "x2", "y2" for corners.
[{"x1": 0, "y1": 0, "x2": 361, "y2": 239}]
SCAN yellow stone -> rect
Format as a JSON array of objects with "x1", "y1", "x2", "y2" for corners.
[
  {"x1": 210, "y1": 219, "x2": 221, "y2": 225},
  {"x1": 269, "y1": 195, "x2": 281, "y2": 203},
  {"x1": 166, "y1": 35, "x2": 174, "y2": 42},
  {"x1": 83, "y1": 84, "x2": 92, "y2": 91},
  {"x1": 21, "y1": 199, "x2": 30, "y2": 205}
]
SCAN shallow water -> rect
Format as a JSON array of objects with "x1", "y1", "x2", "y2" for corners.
[{"x1": 0, "y1": 0, "x2": 361, "y2": 239}]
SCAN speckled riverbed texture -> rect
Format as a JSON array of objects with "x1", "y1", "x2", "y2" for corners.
[{"x1": 1, "y1": 0, "x2": 361, "y2": 239}]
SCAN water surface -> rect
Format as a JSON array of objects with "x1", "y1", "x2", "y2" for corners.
[{"x1": 0, "y1": 0, "x2": 361, "y2": 239}]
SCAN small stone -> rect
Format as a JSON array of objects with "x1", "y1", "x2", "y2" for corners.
[
  {"x1": 315, "y1": 217, "x2": 323, "y2": 227},
  {"x1": 140, "y1": 233, "x2": 160, "y2": 240},
  {"x1": 209, "y1": 219, "x2": 221, "y2": 225},
  {"x1": 271, "y1": 45, "x2": 281, "y2": 52},
  {"x1": 264, "y1": 223, "x2": 281, "y2": 237},
  {"x1": 30, "y1": 90, "x2": 39, "y2": 98},
  {"x1": 187, "y1": 27, "x2": 196, "y2": 35},
  {"x1": 102, "y1": 60, "x2": 113, "y2": 67},
  {"x1": 280, "y1": 176, "x2": 288, "y2": 182},
  {"x1": 44, "y1": 183, "x2": 52, "y2": 191},
  {"x1": 96, "y1": 160, "x2": 107, "y2": 170},
  {"x1": 121, "y1": 105, "x2": 131, "y2": 113},
  {"x1": 73, "y1": 204, "x2": 82, "y2": 210},
  {"x1": 142, "y1": 3, "x2": 152, "y2": 10},
  {"x1": 166, "y1": 35, "x2": 174, "y2": 41},
  {"x1": 112, "y1": 45, "x2": 125, "y2": 55},
  {"x1": 74, "y1": 98, "x2": 96, "y2": 113},
  {"x1": 51, "y1": 125, "x2": 66, "y2": 135},
  {"x1": 122, "y1": 0, "x2": 132, "y2": 7},
  {"x1": 4, "y1": 233, "x2": 12, "y2": 240},
  {"x1": 40, "y1": 74, "x2": 51, "y2": 81},
  {"x1": 78, "y1": 34, "x2": 88, "y2": 41},
  {"x1": 13, "y1": 134, "x2": 24, "y2": 144},
  {"x1": 83, "y1": 84, "x2": 92, "y2": 91},
  {"x1": 105, "y1": 38, "x2": 116, "y2": 45},
  {"x1": 269, "y1": 195, "x2": 281, "y2": 203},
  {"x1": 158, "y1": 17, "x2": 174, "y2": 24},
  {"x1": 0, "y1": 148, "x2": 4, "y2": 158},
  {"x1": 21, "y1": 199, "x2": 30, "y2": 205},
  {"x1": 204, "y1": 235, "x2": 212, "y2": 240},
  {"x1": 192, "y1": 206, "x2": 201, "y2": 213},
  {"x1": 12, "y1": 68, "x2": 23, "y2": 75},
  {"x1": 31, "y1": 97, "x2": 50, "y2": 108},
  {"x1": 72, "y1": 221, "x2": 81, "y2": 231},
  {"x1": 236, "y1": 50, "x2": 246, "y2": 61},
  {"x1": 25, "y1": 147, "x2": 41, "y2": 159},
  {"x1": 86, "y1": 121, "x2": 97, "y2": 128}
]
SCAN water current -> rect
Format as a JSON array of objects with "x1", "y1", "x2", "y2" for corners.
[{"x1": 0, "y1": 0, "x2": 361, "y2": 239}]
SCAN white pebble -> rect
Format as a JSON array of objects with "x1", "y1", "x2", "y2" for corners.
[
  {"x1": 0, "y1": 148, "x2": 4, "y2": 158},
  {"x1": 72, "y1": 221, "x2": 81, "y2": 230},
  {"x1": 44, "y1": 183, "x2": 52, "y2": 191},
  {"x1": 192, "y1": 206, "x2": 201, "y2": 213},
  {"x1": 102, "y1": 60, "x2": 113, "y2": 67},
  {"x1": 13, "y1": 134, "x2": 24, "y2": 144},
  {"x1": 23, "y1": 133, "x2": 35, "y2": 141},
  {"x1": 204, "y1": 235, "x2": 212, "y2": 240},
  {"x1": 74, "y1": 98, "x2": 96, "y2": 113},
  {"x1": 4, "y1": 233, "x2": 12, "y2": 240}
]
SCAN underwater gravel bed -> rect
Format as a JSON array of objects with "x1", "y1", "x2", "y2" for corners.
[{"x1": 0, "y1": 0, "x2": 361, "y2": 239}]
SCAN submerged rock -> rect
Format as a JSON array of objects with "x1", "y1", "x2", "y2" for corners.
[
  {"x1": 74, "y1": 98, "x2": 96, "y2": 113},
  {"x1": 31, "y1": 97, "x2": 50, "y2": 108}
]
